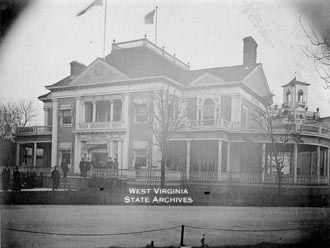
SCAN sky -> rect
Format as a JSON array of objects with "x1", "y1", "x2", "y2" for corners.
[{"x1": 0, "y1": 0, "x2": 330, "y2": 125}]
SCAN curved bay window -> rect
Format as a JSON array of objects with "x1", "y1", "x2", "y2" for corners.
[{"x1": 203, "y1": 98, "x2": 215, "y2": 125}]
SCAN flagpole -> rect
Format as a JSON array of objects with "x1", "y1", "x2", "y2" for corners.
[
  {"x1": 155, "y1": 6, "x2": 158, "y2": 45},
  {"x1": 103, "y1": 0, "x2": 108, "y2": 59}
]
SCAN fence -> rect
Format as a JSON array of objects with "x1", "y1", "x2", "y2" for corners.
[{"x1": 5, "y1": 223, "x2": 329, "y2": 247}]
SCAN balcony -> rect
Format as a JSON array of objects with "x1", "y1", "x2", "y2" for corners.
[
  {"x1": 179, "y1": 119, "x2": 330, "y2": 137},
  {"x1": 76, "y1": 121, "x2": 126, "y2": 131},
  {"x1": 17, "y1": 126, "x2": 52, "y2": 136}
]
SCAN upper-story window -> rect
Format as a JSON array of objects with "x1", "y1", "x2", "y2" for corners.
[
  {"x1": 298, "y1": 90, "x2": 303, "y2": 102},
  {"x1": 113, "y1": 99, "x2": 122, "y2": 122},
  {"x1": 85, "y1": 101, "x2": 93, "y2": 122},
  {"x1": 203, "y1": 98, "x2": 215, "y2": 120},
  {"x1": 286, "y1": 90, "x2": 292, "y2": 103},
  {"x1": 96, "y1": 100, "x2": 110, "y2": 122},
  {"x1": 60, "y1": 109, "x2": 72, "y2": 126},
  {"x1": 135, "y1": 103, "x2": 148, "y2": 122}
]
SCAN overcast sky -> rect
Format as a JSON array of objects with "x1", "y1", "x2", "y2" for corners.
[{"x1": 0, "y1": 0, "x2": 329, "y2": 124}]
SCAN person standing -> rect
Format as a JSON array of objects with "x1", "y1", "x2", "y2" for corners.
[
  {"x1": 2, "y1": 166, "x2": 11, "y2": 191},
  {"x1": 61, "y1": 159, "x2": 69, "y2": 178},
  {"x1": 51, "y1": 166, "x2": 60, "y2": 191},
  {"x1": 79, "y1": 158, "x2": 85, "y2": 177},
  {"x1": 13, "y1": 167, "x2": 21, "y2": 191}
]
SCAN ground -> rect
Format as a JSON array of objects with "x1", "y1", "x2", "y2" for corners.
[{"x1": 1, "y1": 205, "x2": 329, "y2": 248}]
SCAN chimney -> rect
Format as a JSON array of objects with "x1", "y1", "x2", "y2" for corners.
[
  {"x1": 70, "y1": 61, "x2": 86, "y2": 76},
  {"x1": 243, "y1": 36, "x2": 258, "y2": 67}
]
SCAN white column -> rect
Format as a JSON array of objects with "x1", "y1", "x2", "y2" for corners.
[
  {"x1": 33, "y1": 142, "x2": 37, "y2": 167},
  {"x1": 110, "y1": 101, "x2": 114, "y2": 122},
  {"x1": 74, "y1": 137, "x2": 81, "y2": 174},
  {"x1": 186, "y1": 140, "x2": 191, "y2": 179},
  {"x1": 44, "y1": 108, "x2": 48, "y2": 126},
  {"x1": 293, "y1": 144, "x2": 298, "y2": 184},
  {"x1": 227, "y1": 142, "x2": 231, "y2": 179},
  {"x1": 109, "y1": 141, "x2": 113, "y2": 158},
  {"x1": 51, "y1": 99, "x2": 58, "y2": 167},
  {"x1": 230, "y1": 95, "x2": 241, "y2": 122},
  {"x1": 217, "y1": 140, "x2": 222, "y2": 181},
  {"x1": 92, "y1": 101, "x2": 96, "y2": 122},
  {"x1": 262, "y1": 143, "x2": 266, "y2": 182},
  {"x1": 76, "y1": 97, "x2": 81, "y2": 129},
  {"x1": 123, "y1": 93, "x2": 129, "y2": 127},
  {"x1": 122, "y1": 135, "x2": 129, "y2": 169},
  {"x1": 317, "y1": 146, "x2": 320, "y2": 184},
  {"x1": 118, "y1": 140, "x2": 123, "y2": 169},
  {"x1": 16, "y1": 143, "x2": 20, "y2": 166}
]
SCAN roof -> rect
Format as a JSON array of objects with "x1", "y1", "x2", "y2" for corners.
[
  {"x1": 281, "y1": 77, "x2": 310, "y2": 87},
  {"x1": 45, "y1": 37, "x2": 269, "y2": 100},
  {"x1": 182, "y1": 64, "x2": 259, "y2": 85}
]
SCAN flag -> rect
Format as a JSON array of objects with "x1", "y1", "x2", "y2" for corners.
[
  {"x1": 144, "y1": 9, "x2": 155, "y2": 24},
  {"x1": 77, "y1": 0, "x2": 103, "y2": 17}
]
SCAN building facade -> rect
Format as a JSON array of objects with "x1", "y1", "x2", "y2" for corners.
[{"x1": 15, "y1": 36, "x2": 330, "y2": 185}]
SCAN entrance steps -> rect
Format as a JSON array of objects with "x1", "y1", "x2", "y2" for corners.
[{"x1": 59, "y1": 176, "x2": 87, "y2": 191}]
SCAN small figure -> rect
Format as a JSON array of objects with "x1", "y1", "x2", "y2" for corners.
[
  {"x1": 13, "y1": 167, "x2": 21, "y2": 191},
  {"x1": 51, "y1": 165, "x2": 61, "y2": 191},
  {"x1": 61, "y1": 159, "x2": 69, "y2": 178},
  {"x1": 79, "y1": 157, "x2": 85, "y2": 177},
  {"x1": 107, "y1": 157, "x2": 114, "y2": 169},
  {"x1": 2, "y1": 165, "x2": 11, "y2": 191},
  {"x1": 113, "y1": 158, "x2": 119, "y2": 169}
]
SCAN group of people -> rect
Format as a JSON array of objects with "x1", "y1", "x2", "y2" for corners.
[
  {"x1": 91, "y1": 157, "x2": 119, "y2": 169},
  {"x1": 1, "y1": 166, "x2": 24, "y2": 191}
]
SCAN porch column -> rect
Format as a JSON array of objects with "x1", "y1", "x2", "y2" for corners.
[
  {"x1": 92, "y1": 100, "x2": 96, "y2": 122},
  {"x1": 44, "y1": 108, "x2": 48, "y2": 126},
  {"x1": 293, "y1": 143, "x2": 298, "y2": 184},
  {"x1": 16, "y1": 143, "x2": 20, "y2": 166},
  {"x1": 227, "y1": 142, "x2": 231, "y2": 179},
  {"x1": 317, "y1": 146, "x2": 320, "y2": 184},
  {"x1": 217, "y1": 140, "x2": 222, "y2": 181},
  {"x1": 118, "y1": 140, "x2": 123, "y2": 169},
  {"x1": 123, "y1": 93, "x2": 129, "y2": 127},
  {"x1": 74, "y1": 137, "x2": 81, "y2": 174},
  {"x1": 186, "y1": 140, "x2": 191, "y2": 179},
  {"x1": 261, "y1": 143, "x2": 266, "y2": 182},
  {"x1": 110, "y1": 101, "x2": 114, "y2": 122},
  {"x1": 122, "y1": 136, "x2": 129, "y2": 169},
  {"x1": 108, "y1": 141, "x2": 113, "y2": 158},
  {"x1": 33, "y1": 142, "x2": 37, "y2": 167},
  {"x1": 76, "y1": 97, "x2": 81, "y2": 129},
  {"x1": 51, "y1": 99, "x2": 58, "y2": 167}
]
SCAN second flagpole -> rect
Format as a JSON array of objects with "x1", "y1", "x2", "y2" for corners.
[
  {"x1": 103, "y1": 0, "x2": 108, "y2": 59},
  {"x1": 155, "y1": 6, "x2": 158, "y2": 45}
]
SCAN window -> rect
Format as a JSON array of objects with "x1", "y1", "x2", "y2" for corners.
[
  {"x1": 96, "y1": 100, "x2": 110, "y2": 122},
  {"x1": 133, "y1": 141, "x2": 148, "y2": 169},
  {"x1": 298, "y1": 90, "x2": 303, "y2": 102},
  {"x1": 61, "y1": 109, "x2": 72, "y2": 125},
  {"x1": 203, "y1": 98, "x2": 215, "y2": 119},
  {"x1": 286, "y1": 90, "x2": 291, "y2": 103},
  {"x1": 113, "y1": 99, "x2": 122, "y2": 121},
  {"x1": 135, "y1": 103, "x2": 148, "y2": 122},
  {"x1": 85, "y1": 101, "x2": 93, "y2": 122}
]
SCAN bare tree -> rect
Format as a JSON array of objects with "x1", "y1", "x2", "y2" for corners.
[
  {"x1": 0, "y1": 99, "x2": 38, "y2": 140},
  {"x1": 148, "y1": 85, "x2": 186, "y2": 187},
  {"x1": 300, "y1": 19, "x2": 330, "y2": 88},
  {"x1": 252, "y1": 103, "x2": 302, "y2": 205}
]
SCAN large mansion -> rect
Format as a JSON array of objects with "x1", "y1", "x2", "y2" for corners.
[{"x1": 15, "y1": 36, "x2": 330, "y2": 186}]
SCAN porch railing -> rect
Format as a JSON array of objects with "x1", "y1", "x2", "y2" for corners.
[
  {"x1": 17, "y1": 126, "x2": 52, "y2": 135},
  {"x1": 77, "y1": 121, "x2": 125, "y2": 130},
  {"x1": 0, "y1": 166, "x2": 52, "y2": 176}
]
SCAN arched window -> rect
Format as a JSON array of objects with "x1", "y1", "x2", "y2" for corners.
[
  {"x1": 203, "y1": 98, "x2": 214, "y2": 120},
  {"x1": 298, "y1": 90, "x2": 303, "y2": 102},
  {"x1": 286, "y1": 90, "x2": 291, "y2": 103}
]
